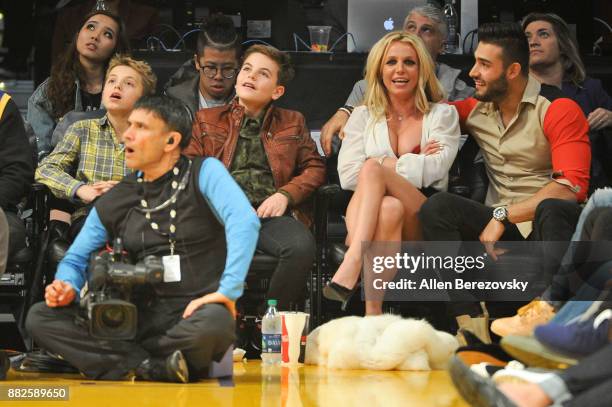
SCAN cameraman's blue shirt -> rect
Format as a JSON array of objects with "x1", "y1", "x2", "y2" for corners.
[{"x1": 56, "y1": 158, "x2": 260, "y2": 302}]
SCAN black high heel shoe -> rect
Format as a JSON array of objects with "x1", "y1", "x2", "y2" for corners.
[{"x1": 323, "y1": 281, "x2": 358, "y2": 311}]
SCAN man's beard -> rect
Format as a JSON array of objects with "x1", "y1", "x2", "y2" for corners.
[{"x1": 473, "y1": 74, "x2": 509, "y2": 103}]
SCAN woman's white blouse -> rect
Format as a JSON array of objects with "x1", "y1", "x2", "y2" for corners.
[{"x1": 338, "y1": 103, "x2": 461, "y2": 191}]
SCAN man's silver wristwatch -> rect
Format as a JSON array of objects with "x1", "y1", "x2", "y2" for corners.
[{"x1": 492, "y1": 206, "x2": 509, "y2": 224}]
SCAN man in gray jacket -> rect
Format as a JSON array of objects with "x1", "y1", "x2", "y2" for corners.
[
  {"x1": 164, "y1": 14, "x2": 240, "y2": 116},
  {"x1": 320, "y1": 3, "x2": 474, "y2": 155}
]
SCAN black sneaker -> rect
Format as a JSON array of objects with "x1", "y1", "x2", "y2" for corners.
[{"x1": 136, "y1": 350, "x2": 189, "y2": 383}]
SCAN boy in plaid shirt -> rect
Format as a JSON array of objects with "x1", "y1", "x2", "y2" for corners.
[{"x1": 36, "y1": 55, "x2": 156, "y2": 234}]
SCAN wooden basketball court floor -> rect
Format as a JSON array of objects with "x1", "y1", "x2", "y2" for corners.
[{"x1": 2, "y1": 361, "x2": 469, "y2": 406}]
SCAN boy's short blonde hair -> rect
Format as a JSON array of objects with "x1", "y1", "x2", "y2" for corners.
[{"x1": 106, "y1": 55, "x2": 157, "y2": 96}]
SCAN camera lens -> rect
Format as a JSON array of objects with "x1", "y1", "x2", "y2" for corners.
[{"x1": 101, "y1": 305, "x2": 126, "y2": 328}]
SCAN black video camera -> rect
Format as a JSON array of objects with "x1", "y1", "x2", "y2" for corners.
[{"x1": 80, "y1": 239, "x2": 164, "y2": 340}]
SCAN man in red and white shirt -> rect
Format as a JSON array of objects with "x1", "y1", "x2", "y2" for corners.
[{"x1": 419, "y1": 22, "x2": 591, "y2": 338}]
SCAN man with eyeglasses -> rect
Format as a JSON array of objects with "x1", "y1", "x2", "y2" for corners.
[{"x1": 165, "y1": 14, "x2": 240, "y2": 116}]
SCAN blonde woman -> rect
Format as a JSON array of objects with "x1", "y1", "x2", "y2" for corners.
[{"x1": 324, "y1": 31, "x2": 460, "y2": 315}]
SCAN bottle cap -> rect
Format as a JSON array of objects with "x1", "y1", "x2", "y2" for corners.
[{"x1": 267, "y1": 299, "x2": 277, "y2": 306}]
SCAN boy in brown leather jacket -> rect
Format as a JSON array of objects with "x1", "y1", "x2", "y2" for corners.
[{"x1": 186, "y1": 44, "x2": 326, "y2": 311}]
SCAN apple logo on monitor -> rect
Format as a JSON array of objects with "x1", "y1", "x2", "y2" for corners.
[{"x1": 384, "y1": 18, "x2": 394, "y2": 31}]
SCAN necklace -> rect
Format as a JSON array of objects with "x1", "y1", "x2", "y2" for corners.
[
  {"x1": 387, "y1": 106, "x2": 418, "y2": 122},
  {"x1": 136, "y1": 158, "x2": 192, "y2": 255},
  {"x1": 386, "y1": 113, "x2": 404, "y2": 122}
]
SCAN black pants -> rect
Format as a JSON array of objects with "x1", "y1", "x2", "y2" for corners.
[
  {"x1": 255, "y1": 216, "x2": 315, "y2": 311},
  {"x1": 419, "y1": 193, "x2": 579, "y2": 242},
  {"x1": 561, "y1": 343, "x2": 612, "y2": 407},
  {"x1": 549, "y1": 207, "x2": 612, "y2": 303},
  {"x1": 25, "y1": 299, "x2": 235, "y2": 381},
  {"x1": 530, "y1": 199, "x2": 582, "y2": 287},
  {"x1": 419, "y1": 192, "x2": 525, "y2": 242},
  {"x1": 419, "y1": 194, "x2": 579, "y2": 316}
]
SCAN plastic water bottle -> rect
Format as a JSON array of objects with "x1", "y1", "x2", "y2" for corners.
[
  {"x1": 261, "y1": 299, "x2": 281, "y2": 365},
  {"x1": 443, "y1": 0, "x2": 459, "y2": 54}
]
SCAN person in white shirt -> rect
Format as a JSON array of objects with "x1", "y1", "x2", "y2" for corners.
[{"x1": 324, "y1": 31, "x2": 460, "y2": 315}]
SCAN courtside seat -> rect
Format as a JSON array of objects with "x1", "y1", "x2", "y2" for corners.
[
  {"x1": 1, "y1": 183, "x2": 49, "y2": 351},
  {"x1": 248, "y1": 252, "x2": 279, "y2": 272},
  {"x1": 6, "y1": 246, "x2": 33, "y2": 265}
]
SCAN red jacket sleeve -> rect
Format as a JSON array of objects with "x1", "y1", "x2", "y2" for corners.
[
  {"x1": 448, "y1": 98, "x2": 479, "y2": 132},
  {"x1": 542, "y1": 98, "x2": 591, "y2": 202}
]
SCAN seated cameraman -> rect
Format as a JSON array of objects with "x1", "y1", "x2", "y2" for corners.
[{"x1": 26, "y1": 96, "x2": 260, "y2": 383}]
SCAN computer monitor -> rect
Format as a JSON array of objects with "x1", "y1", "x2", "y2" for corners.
[{"x1": 347, "y1": 0, "x2": 426, "y2": 52}]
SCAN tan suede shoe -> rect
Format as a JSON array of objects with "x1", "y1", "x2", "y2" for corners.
[{"x1": 491, "y1": 300, "x2": 555, "y2": 338}]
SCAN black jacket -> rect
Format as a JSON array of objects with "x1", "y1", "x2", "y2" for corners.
[
  {"x1": 0, "y1": 92, "x2": 34, "y2": 211},
  {"x1": 163, "y1": 59, "x2": 200, "y2": 118}
]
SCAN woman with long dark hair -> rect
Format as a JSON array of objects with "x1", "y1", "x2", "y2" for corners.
[{"x1": 27, "y1": 10, "x2": 129, "y2": 158}]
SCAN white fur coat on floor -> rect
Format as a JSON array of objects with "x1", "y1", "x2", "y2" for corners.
[{"x1": 305, "y1": 314, "x2": 458, "y2": 370}]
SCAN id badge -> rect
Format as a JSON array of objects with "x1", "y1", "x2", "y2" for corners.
[{"x1": 162, "y1": 255, "x2": 181, "y2": 282}]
